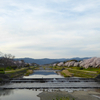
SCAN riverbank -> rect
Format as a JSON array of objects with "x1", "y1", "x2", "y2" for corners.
[
  {"x1": 0, "y1": 66, "x2": 37, "y2": 79},
  {"x1": 51, "y1": 65, "x2": 99, "y2": 78},
  {"x1": 37, "y1": 89, "x2": 100, "y2": 100},
  {"x1": 59, "y1": 69, "x2": 98, "y2": 78},
  {"x1": 67, "y1": 68, "x2": 98, "y2": 78},
  {"x1": 60, "y1": 70, "x2": 72, "y2": 77},
  {"x1": 24, "y1": 69, "x2": 33, "y2": 76},
  {"x1": 5, "y1": 68, "x2": 28, "y2": 78}
]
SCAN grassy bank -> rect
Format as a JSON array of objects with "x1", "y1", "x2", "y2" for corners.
[
  {"x1": 29, "y1": 66, "x2": 39, "y2": 70},
  {"x1": 0, "y1": 68, "x2": 5, "y2": 74},
  {"x1": 53, "y1": 97, "x2": 74, "y2": 100},
  {"x1": 50, "y1": 65, "x2": 100, "y2": 78},
  {"x1": 4, "y1": 68, "x2": 28, "y2": 78},
  {"x1": 5, "y1": 68, "x2": 28, "y2": 74},
  {"x1": 67, "y1": 68, "x2": 98, "y2": 78},
  {"x1": 24, "y1": 69, "x2": 33, "y2": 76},
  {"x1": 5, "y1": 66, "x2": 39, "y2": 74},
  {"x1": 68, "y1": 67, "x2": 100, "y2": 73},
  {"x1": 0, "y1": 66, "x2": 39, "y2": 79},
  {"x1": 60, "y1": 70, "x2": 72, "y2": 77},
  {"x1": 5, "y1": 68, "x2": 28, "y2": 78}
]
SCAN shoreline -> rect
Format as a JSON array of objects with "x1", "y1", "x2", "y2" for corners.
[{"x1": 37, "y1": 89, "x2": 100, "y2": 100}]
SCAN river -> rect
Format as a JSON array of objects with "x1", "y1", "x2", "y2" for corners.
[
  {"x1": 0, "y1": 70, "x2": 100, "y2": 100},
  {"x1": 23, "y1": 70, "x2": 64, "y2": 78}
]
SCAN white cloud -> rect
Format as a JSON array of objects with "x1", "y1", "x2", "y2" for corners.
[{"x1": 0, "y1": 0, "x2": 100, "y2": 58}]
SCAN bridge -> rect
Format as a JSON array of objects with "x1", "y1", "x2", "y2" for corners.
[{"x1": 0, "y1": 78, "x2": 100, "y2": 89}]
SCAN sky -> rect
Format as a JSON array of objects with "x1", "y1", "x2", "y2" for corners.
[{"x1": 0, "y1": 0, "x2": 100, "y2": 59}]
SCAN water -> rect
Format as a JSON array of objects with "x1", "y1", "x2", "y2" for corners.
[
  {"x1": 0, "y1": 89, "x2": 41, "y2": 100},
  {"x1": 0, "y1": 70, "x2": 100, "y2": 100},
  {"x1": 0, "y1": 70, "x2": 64, "y2": 100},
  {"x1": 23, "y1": 70, "x2": 64, "y2": 78}
]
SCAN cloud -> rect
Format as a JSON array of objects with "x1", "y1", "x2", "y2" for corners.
[{"x1": 0, "y1": 0, "x2": 100, "y2": 58}]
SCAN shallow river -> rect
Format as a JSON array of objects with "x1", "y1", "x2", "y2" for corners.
[
  {"x1": 23, "y1": 70, "x2": 64, "y2": 78},
  {"x1": 0, "y1": 70, "x2": 100, "y2": 100}
]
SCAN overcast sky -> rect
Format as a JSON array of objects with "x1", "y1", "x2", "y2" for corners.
[{"x1": 0, "y1": 0, "x2": 100, "y2": 59}]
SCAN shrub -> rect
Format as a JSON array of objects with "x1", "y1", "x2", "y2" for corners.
[
  {"x1": 11, "y1": 66, "x2": 17, "y2": 70},
  {"x1": 97, "y1": 70, "x2": 100, "y2": 74},
  {"x1": 78, "y1": 67, "x2": 84, "y2": 70},
  {"x1": 24, "y1": 70, "x2": 33, "y2": 76},
  {"x1": 6, "y1": 66, "x2": 12, "y2": 70},
  {"x1": 0, "y1": 71, "x2": 5, "y2": 74},
  {"x1": 0, "y1": 68, "x2": 4, "y2": 71}
]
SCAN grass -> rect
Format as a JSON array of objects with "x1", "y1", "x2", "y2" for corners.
[
  {"x1": 0, "y1": 71, "x2": 5, "y2": 74},
  {"x1": 34, "y1": 67, "x2": 39, "y2": 70},
  {"x1": 0, "y1": 68, "x2": 5, "y2": 74},
  {"x1": 68, "y1": 66, "x2": 100, "y2": 72},
  {"x1": 6, "y1": 68, "x2": 29, "y2": 78},
  {"x1": 0, "y1": 66, "x2": 37, "y2": 79},
  {"x1": 53, "y1": 97, "x2": 75, "y2": 100},
  {"x1": 5, "y1": 68, "x2": 28, "y2": 74},
  {"x1": 0, "y1": 68, "x2": 4, "y2": 71},
  {"x1": 50, "y1": 66, "x2": 100, "y2": 78},
  {"x1": 43, "y1": 66, "x2": 46, "y2": 70},
  {"x1": 0, "y1": 78, "x2": 2, "y2": 81},
  {"x1": 67, "y1": 68, "x2": 98, "y2": 78},
  {"x1": 29, "y1": 66, "x2": 34, "y2": 69},
  {"x1": 29, "y1": 66, "x2": 39, "y2": 70},
  {"x1": 24, "y1": 69, "x2": 33, "y2": 76},
  {"x1": 68, "y1": 68, "x2": 97, "y2": 74},
  {"x1": 60, "y1": 70, "x2": 72, "y2": 77},
  {"x1": 5, "y1": 66, "x2": 17, "y2": 71}
]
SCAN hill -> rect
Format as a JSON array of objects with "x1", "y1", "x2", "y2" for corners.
[{"x1": 14, "y1": 57, "x2": 91, "y2": 65}]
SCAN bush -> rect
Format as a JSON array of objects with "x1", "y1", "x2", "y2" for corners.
[
  {"x1": 0, "y1": 68, "x2": 4, "y2": 71},
  {"x1": 97, "y1": 70, "x2": 100, "y2": 74},
  {"x1": 0, "y1": 78, "x2": 2, "y2": 81},
  {"x1": 24, "y1": 70, "x2": 33, "y2": 76},
  {"x1": 6, "y1": 66, "x2": 12, "y2": 70},
  {"x1": 6, "y1": 66, "x2": 17, "y2": 70},
  {"x1": 25, "y1": 64, "x2": 30, "y2": 67},
  {"x1": 79, "y1": 67, "x2": 84, "y2": 70},
  {"x1": 0, "y1": 71, "x2": 5, "y2": 74},
  {"x1": 11, "y1": 66, "x2": 17, "y2": 70}
]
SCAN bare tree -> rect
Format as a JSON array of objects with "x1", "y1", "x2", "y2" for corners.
[{"x1": 0, "y1": 52, "x2": 15, "y2": 70}]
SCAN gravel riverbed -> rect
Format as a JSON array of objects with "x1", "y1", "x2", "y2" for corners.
[{"x1": 37, "y1": 90, "x2": 100, "y2": 100}]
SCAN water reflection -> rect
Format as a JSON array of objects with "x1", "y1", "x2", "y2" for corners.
[
  {"x1": 23, "y1": 70, "x2": 64, "y2": 78},
  {"x1": 30, "y1": 70, "x2": 57, "y2": 75},
  {"x1": 1, "y1": 70, "x2": 100, "y2": 100},
  {"x1": 0, "y1": 89, "x2": 13, "y2": 96},
  {"x1": 0, "y1": 89, "x2": 41, "y2": 100},
  {"x1": 0, "y1": 89, "x2": 100, "y2": 100}
]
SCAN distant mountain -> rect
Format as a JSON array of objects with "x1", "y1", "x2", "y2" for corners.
[{"x1": 14, "y1": 57, "x2": 91, "y2": 65}]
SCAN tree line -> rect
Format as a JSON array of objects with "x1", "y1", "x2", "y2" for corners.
[{"x1": 0, "y1": 52, "x2": 29, "y2": 70}]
